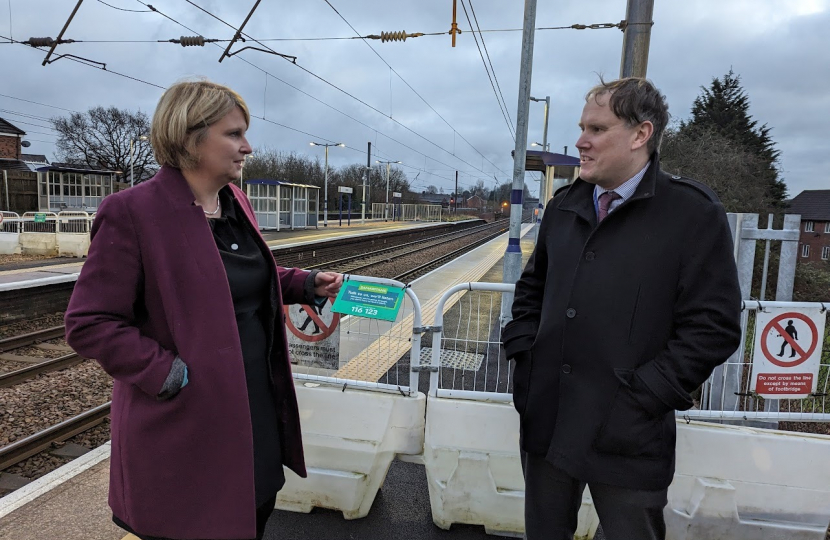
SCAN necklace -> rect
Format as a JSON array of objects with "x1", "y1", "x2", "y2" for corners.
[{"x1": 203, "y1": 196, "x2": 221, "y2": 216}]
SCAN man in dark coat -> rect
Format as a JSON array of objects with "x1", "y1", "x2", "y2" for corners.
[{"x1": 502, "y1": 78, "x2": 742, "y2": 540}]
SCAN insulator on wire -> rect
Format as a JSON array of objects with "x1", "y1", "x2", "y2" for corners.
[
  {"x1": 177, "y1": 36, "x2": 206, "y2": 47},
  {"x1": 366, "y1": 31, "x2": 425, "y2": 43},
  {"x1": 24, "y1": 37, "x2": 57, "y2": 47}
]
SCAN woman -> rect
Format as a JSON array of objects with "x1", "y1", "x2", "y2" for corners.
[{"x1": 65, "y1": 79, "x2": 342, "y2": 540}]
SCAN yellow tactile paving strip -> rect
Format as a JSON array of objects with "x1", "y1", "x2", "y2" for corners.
[{"x1": 333, "y1": 241, "x2": 509, "y2": 382}]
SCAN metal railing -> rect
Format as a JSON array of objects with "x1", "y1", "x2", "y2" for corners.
[
  {"x1": 0, "y1": 211, "x2": 21, "y2": 234},
  {"x1": 289, "y1": 275, "x2": 424, "y2": 396},
  {"x1": 21, "y1": 212, "x2": 58, "y2": 234},
  {"x1": 695, "y1": 300, "x2": 830, "y2": 423},
  {"x1": 57, "y1": 211, "x2": 92, "y2": 234},
  {"x1": 427, "y1": 282, "x2": 514, "y2": 402},
  {"x1": 427, "y1": 283, "x2": 830, "y2": 424}
]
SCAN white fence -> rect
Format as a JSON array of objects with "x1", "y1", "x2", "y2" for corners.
[
  {"x1": 0, "y1": 211, "x2": 21, "y2": 254},
  {"x1": 370, "y1": 203, "x2": 442, "y2": 222},
  {"x1": 3, "y1": 211, "x2": 94, "y2": 257}
]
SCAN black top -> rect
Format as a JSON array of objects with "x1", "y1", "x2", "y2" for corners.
[{"x1": 208, "y1": 186, "x2": 284, "y2": 505}]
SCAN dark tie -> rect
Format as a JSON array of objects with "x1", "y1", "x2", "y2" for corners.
[{"x1": 597, "y1": 191, "x2": 621, "y2": 223}]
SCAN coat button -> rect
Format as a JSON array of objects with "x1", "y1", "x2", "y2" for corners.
[
  {"x1": 585, "y1": 252, "x2": 595, "y2": 261},
  {"x1": 562, "y1": 364, "x2": 572, "y2": 374},
  {"x1": 566, "y1": 308, "x2": 576, "y2": 318}
]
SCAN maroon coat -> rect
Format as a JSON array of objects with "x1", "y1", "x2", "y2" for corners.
[{"x1": 65, "y1": 166, "x2": 307, "y2": 539}]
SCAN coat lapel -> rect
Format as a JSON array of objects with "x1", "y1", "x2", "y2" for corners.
[{"x1": 153, "y1": 166, "x2": 235, "y2": 320}]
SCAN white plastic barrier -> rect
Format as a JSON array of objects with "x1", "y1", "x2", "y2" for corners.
[
  {"x1": 276, "y1": 381, "x2": 426, "y2": 519},
  {"x1": 0, "y1": 211, "x2": 21, "y2": 254},
  {"x1": 20, "y1": 212, "x2": 58, "y2": 255},
  {"x1": 423, "y1": 397, "x2": 830, "y2": 539},
  {"x1": 56, "y1": 211, "x2": 91, "y2": 257}
]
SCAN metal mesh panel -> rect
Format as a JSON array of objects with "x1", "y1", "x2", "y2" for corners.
[
  {"x1": 57, "y1": 211, "x2": 91, "y2": 233},
  {"x1": 21, "y1": 212, "x2": 58, "y2": 233},
  {"x1": 429, "y1": 284, "x2": 512, "y2": 397},
  {"x1": 289, "y1": 276, "x2": 421, "y2": 395},
  {"x1": 697, "y1": 303, "x2": 830, "y2": 422}
]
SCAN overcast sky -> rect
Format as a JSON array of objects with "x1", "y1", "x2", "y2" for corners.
[{"x1": 1, "y1": 0, "x2": 827, "y2": 198}]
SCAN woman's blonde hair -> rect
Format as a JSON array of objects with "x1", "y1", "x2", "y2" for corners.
[{"x1": 150, "y1": 79, "x2": 250, "y2": 170}]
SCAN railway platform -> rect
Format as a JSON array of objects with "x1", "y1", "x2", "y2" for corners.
[
  {"x1": 0, "y1": 219, "x2": 473, "y2": 290},
  {"x1": 0, "y1": 225, "x2": 537, "y2": 540}
]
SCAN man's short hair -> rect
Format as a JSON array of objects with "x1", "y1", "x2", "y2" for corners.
[
  {"x1": 151, "y1": 79, "x2": 250, "y2": 170},
  {"x1": 585, "y1": 77, "x2": 669, "y2": 154}
]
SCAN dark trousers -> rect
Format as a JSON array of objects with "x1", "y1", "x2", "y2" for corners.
[
  {"x1": 116, "y1": 494, "x2": 277, "y2": 540},
  {"x1": 522, "y1": 452, "x2": 667, "y2": 540}
]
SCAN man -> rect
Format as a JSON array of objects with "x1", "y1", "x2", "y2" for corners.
[{"x1": 502, "y1": 78, "x2": 742, "y2": 540}]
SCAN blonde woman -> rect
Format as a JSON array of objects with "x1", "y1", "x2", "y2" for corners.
[{"x1": 66, "y1": 79, "x2": 342, "y2": 540}]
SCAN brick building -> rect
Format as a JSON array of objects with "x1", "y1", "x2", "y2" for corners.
[
  {"x1": 788, "y1": 190, "x2": 830, "y2": 263},
  {"x1": 0, "y1": 117, "x2": 26, "y2": 163}
]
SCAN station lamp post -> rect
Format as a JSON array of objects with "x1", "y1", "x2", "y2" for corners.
[
  {"x1": 376, "y1": 159, "x2": 401, "y2": 221},
  {"x1": 310, "y1": 142, "x2": 345, "y2": 227}
]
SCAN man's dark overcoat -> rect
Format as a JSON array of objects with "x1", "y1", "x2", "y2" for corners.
[
  {"x1": 65, "y1": 166, "x2": 307, "y2": 539},
  {"x1": 502, "y1": 155, "x2": 742, "y2": 491}
]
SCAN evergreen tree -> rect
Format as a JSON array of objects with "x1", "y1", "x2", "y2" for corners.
[{"x1": 682, "y1": 70, "x2": 786, "y2": 204}]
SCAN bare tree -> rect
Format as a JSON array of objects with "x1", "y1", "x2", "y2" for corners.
[{"x1": 52, "y1": 107, "x2": 157, "y2": 183}]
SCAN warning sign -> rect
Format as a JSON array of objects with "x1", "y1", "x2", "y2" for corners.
[
  {"x1": 285, "y1": 298, "x2": 341, "y2": 370},
  {"x1": 751, "y1": 307, "x2": 826, "y2": 399}
]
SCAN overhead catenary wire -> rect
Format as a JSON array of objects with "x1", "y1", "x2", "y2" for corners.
[
  {"x1": 0, "y1": 22, "x2": 632, "y2": 47},
  {"x1": 0, "y1": 34, "x2": 166, "y2": 90},
  {"x1": 322, "y1": 0, "x2": 511, "y2": 177},
  {"x1": 96, "y1": 0, "x2": 152, "y2": 12},
  {"x1": 0, "y1": 93, "x2": 79, "y2": 113},
  {"x1": 460, "y1": 0, "x2": 515, "y2": 141},
  {"x1": 135, "y1": 1, "x2": 501, "y2": 182},
  {"x1": 177, "y1": 0, "x2": 504, "y2": 181},
  {"x1": 0, "y1": 108, "x2": 54, "y2": 122}
]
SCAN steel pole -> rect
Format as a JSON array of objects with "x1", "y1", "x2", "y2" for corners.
[
  {"x1": 323, "y1": 145, "x2": 329, "y2": 227},
  {"x1": 538, "y1": 96, "x2": 550, "y2": 228},
  {"x1": 620, "y1": 0, "x2": 654, "y2": 78},
  {"x1": 129, "y1": 139, "x2": 134, "y2": 188},
  {"x1": 501, "y1": 0, "x2": 537, "y2": 327},
  {"x1": 363, "y1": 142, "x2": 370, "y2": 224},
  {"x1": 385, "y1": 162, "x2": 391, "y2": 221}
]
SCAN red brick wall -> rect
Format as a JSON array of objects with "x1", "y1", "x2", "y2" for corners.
[
  {"x1": 798, "y1": 220, "x2": 830, "y2": 263},
  {"x1": 0, "y1": 135, "x2": 20, "y2": 160}
]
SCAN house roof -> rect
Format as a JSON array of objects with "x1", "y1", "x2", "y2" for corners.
[
  {"x1": 21, "y1": 154, "x2": 49, "y2": 163},
  {"x1": 0, "y1": 118, "x2": 26, "y2": 136},
  {"x1": 512, "y1": 150, "x2": 581, "y2": 172},
  {"x1": 0, "y1": 158, "x2": 33, "y2": 172},
  {"x1": 788, "y1": 190, "x2": 830, "y2": 221},
  {"x1": 37, "y1": 162, "x2": 117, "y2": 174},
  {"x1": 418, "y1": 193, "x2": 449, "y2": 204}
]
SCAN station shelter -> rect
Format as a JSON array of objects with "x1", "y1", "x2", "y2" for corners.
[
  {"x1": 35, "y1": 162, "x2": 118, "y2": 213},
  {"x1": 523, "y1": 150, "x2": 580, "y2": 222},
  {"x1": 245, "y1": 179, "x2": 320, "y2": 231}
]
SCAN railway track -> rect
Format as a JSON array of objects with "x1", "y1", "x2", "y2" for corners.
[
  {"x1": 272, "y1": 220, "x2": 486, "y2": 269},
  {"x1": 0, "y1": 403, "x2": 110, "y2": 471},
  {"x1": 315, "y1": 220, "x2": 508, "y2": 274},
  {"x1": 0, "y1": 326, "x2": 84, "y2": 389},
  {"x1": 0, "y1": 326, "x2": 65, "y2": 353}
]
